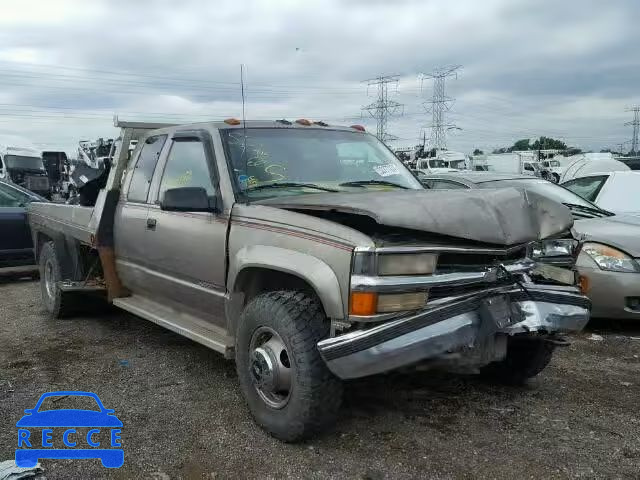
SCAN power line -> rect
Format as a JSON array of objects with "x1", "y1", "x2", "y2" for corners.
[
  {"x1": 361, "y1": 75, "x2": 404, "y2": 144},
  {"x1": 625, "y1": 106, "x2": 640, "y2": 155},
  {"x1": 420, "y1": 65, "x2": 461, "y2": 150}
]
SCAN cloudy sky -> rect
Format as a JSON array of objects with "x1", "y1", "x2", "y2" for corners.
[{"x1": 0, "y1": 0, "x2": 638, "y2": 155}]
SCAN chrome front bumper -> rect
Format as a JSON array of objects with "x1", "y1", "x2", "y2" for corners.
[{"x1": 318, "y1": 285, "x2": 590, "y2": 379}]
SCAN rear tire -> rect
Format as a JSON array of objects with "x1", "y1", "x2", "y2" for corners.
[
  {"x1": 39, "y1": 241, "x2": 77, "y2": 318},
  {"x1": 235, "y1": 290, "x2": 343, "y2": 442},
  {"x1": 480, "y1": 338, "x2": 555, "y2": 385}
]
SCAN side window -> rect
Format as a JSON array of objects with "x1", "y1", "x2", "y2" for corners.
[
  {"x1": 428, "y1": 179, "x2": 468, "y2": 189},
  {"x1": 127, "y1": 135, "x2": 167, "y2": 203},
  {"x1": 524, "y1": 163, "x2": 534, "y2": 172},
  {"x1": 0, "y1": 155, "x2": 4, "y2": 170},
  {"x1": 158, "y1": 139, "x2": 215, "y2": 202},
  {"x1": 563, "y1": 176, "x2": 607, "y2": 202}
]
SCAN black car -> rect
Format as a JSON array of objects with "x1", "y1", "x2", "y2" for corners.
[{"x1": 0, "y1": 180, "x2": 46, "y2": 269}]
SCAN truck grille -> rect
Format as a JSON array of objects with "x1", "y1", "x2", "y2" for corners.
[{"x1": 435, "y1": 245, "x2": 528, "y2": 273}]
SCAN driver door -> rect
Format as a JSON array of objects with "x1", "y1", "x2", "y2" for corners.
[{"x1": 142, "y1": 131, "x2": 228, "y2": 327}]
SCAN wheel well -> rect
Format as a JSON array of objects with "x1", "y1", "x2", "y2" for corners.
[
  {"x1": 34, "y1": 230, "x2": 100, "y2": 281},
  {"x1": 234, "y1": 267, "x2": 317, "y2": 306},
  {"x1": 35, "y1": 231, "x2": 53, "y2": 260},
  {"x1": 229, "y1": 268, "x2": 325, "y2": 333}
]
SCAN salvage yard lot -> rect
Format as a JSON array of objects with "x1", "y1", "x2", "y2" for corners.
[{"x1": 1, "y1": 280, "x2": 639, "y2": 479}]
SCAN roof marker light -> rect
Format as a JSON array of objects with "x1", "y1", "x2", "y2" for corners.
[
  {"x1": 295, "y1": 119, "x2": 312, "y2": 126},
  {"x1": 277, "y1": 119, "x2": 292, "y2": 125},
  {"x1": 313, "y1": 121, "x2": 328, "y2": 127},
  {"x1": 350, "y1": 125, "x2": 366, "y2": 132},
  {"x1": 224, "y1": 118, "x2": 241, "y2": 125}
]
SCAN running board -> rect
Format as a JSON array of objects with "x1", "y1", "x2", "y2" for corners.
[{"x1": 112, "y1": 295, "x2": 234, "y2": 358}]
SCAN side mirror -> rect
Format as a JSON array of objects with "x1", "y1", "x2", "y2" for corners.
[{"x1": 160, "y1": 187, "x2": 215, "y2": 212}]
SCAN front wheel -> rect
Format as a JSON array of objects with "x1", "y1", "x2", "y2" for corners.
[
  {"x1": 480, "y1": 337, "x2": 555, "y2": 385},
  {"x1": 235, "y1": 291, "x2": 343, "y2": 442}
]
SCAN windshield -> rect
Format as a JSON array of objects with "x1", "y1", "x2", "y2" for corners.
[
  {"x1": 5, "y1": 155, "x2": 44, "y2": 171},
  {"x1": 221, "y1": 128, "x2": 422, "y2": 199},
  {"x1": 477, "y1": 178, "x2": 603, "y2": 210}
]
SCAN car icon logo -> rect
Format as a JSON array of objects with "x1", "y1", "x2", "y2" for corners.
[{"x1": 15, "y1": 391, "x2": 123, "y2": 468}]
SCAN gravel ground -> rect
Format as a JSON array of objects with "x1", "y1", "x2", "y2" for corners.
[{"x1": 1, "y1": 279, "x2": 640, "y2": 479}]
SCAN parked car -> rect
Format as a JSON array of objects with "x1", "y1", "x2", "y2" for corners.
[
  {"x1": 28, "y1": 120, "x2": 589, "y2": 441},
  {"x1": 420, "y1": 172, "x2": 640, "y2": 319},
  {"x1": 0, "y1": 179, "x2": 45, "y2": 271},
  {"x1": 561, "y1": 171, "x2": 640, "y2": 215},
  {"x1": 559, "y1": 154, "x2": 629, "y2": 183}
]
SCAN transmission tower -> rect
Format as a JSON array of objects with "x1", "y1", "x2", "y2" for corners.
[
  {"x1": 625, "y1": 106, "x2": 640, "y2": 155},
  {"x1": 420, "y1": 65, "x2": 461, "y2": 150},
  {"x1": 362, "y1": 75, "x2": 404, "y2": 144}
]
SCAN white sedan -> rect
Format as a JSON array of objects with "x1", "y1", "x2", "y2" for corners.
[{"x1": 561, "y1": 171, "x2": 640, "y2": 215}]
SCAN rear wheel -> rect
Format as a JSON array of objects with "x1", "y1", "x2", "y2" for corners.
[
  {"x1": 480, "y1": 337, "x2": 555, "y2": 385},
  {"x1": 39, "y1": 241, "x2": 78, "y2": 318},
  {"x1": 235, "y1": 290, "x2": 343, "y2": 442}
]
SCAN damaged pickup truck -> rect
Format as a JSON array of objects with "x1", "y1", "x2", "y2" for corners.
[{"x1": 27, "y1": 119, "x2": 590, "y2": 441}]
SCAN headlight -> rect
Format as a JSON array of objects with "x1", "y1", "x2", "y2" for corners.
[
  {"x1": 529, "y1": 239, "x2": 576, "y2": 259},
  {"x1": 377, "y1": 253, "x2": 438, "y2": 276},
  {"x1": 582, "y1": 242, "x2": 640, "y2": 273}
]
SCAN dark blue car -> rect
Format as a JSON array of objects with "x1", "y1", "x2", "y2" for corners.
[
  {"x1": 0, "y1": 180, "x2": 46, "y2": 270},
  {"x1": 16, "y1": 391, "x2": 123, "y2": 468}
]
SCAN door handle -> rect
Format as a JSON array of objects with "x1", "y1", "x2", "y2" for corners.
[{"x1": 146, "y1": 217, "x2": 157, "y2": 230}]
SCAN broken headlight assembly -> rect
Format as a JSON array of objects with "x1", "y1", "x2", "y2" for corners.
[
  {"x1": 528, "y1": 238, "x2": 577, "y2": 259},
  {"x1": 582, "y1": 242, "x2": 640, "y2": 273}
]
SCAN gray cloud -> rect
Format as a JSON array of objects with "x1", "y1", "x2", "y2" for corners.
[{"x1": 0, "y1": 0, "x2": 638, "y2": 154}]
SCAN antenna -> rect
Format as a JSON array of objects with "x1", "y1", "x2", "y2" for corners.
[{"x1": 240, "y1": 64, "x2": 249, "y2": 204}]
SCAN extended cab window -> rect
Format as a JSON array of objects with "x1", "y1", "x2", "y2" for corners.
[
  {"x1": 158, "y1": 139, "x2": 215, "y2": 201},
  {"x1": 128, "y1": 135, "x2": 167, "y2": 203}
]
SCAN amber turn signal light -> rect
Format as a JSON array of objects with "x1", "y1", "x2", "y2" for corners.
[
  {"x1": 224, "y1": 118, "x2": 241, "y2": 125},
  {"x1": 350, "y1": 292, "x2": 377, "y2": 316},
  {"x1": 578, "y1": 275, "x2": 590, "y2": 294}
]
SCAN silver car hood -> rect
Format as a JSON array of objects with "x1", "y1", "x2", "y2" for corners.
[
  {"x1": 258, "y1": 188, "x2": 573, "y2": 246},
  {"x1": 573, "y1": 214, "x2": 640, "y2": 257}
]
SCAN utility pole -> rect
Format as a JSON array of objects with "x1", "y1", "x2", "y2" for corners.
[
  {"x1": 625, "y1": 106, "x2": 640, "y2": 155},
  {"x1": 420, "y1": 65, "x2": 461, "y2": 150},
  {"x1": 362, "y1": 75, "x2": 404, "y2": 144},
  {"x1": 617, "y1": 143, "x2": 626, "y2": 156}
]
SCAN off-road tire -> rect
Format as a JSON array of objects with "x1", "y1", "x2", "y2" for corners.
[
  {"x1": 39, "y1": 241, "x2": 78, "y2": 318},
  {"x1": 480, "y1": 338, "x2": 555, "y2": 385},
  {"x1": 235, "y1": 290, "x2": 343, "y2": 442}
]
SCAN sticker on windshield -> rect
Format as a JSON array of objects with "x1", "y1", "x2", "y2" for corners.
[{"x1": 373, "y1": 164, "x2": 400, "y2": 177}]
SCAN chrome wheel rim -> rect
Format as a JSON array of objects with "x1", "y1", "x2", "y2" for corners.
[
  {"x1": 249, "y1": 326, "x2": 292, "y2": 409},
  {"x1": 44, "y1": 259, "x2": 56, "y2": 300}
]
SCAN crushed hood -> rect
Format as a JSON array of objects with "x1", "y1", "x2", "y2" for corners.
[
  {"x1": 573, "y1": 214, "x2": 640, "y2": 257},
  {"x1": 257, "y1": 188, "x2": 573, "y2": 246}
]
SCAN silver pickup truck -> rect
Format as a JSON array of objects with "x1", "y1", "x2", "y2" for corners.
[{"x1": 28, "y1": 119, "x2": 590, "y2": 441}]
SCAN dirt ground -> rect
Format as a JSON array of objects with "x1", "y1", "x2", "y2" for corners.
[{"x1": 1, "y1": 279, "x2": 639, "y2": 479}]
